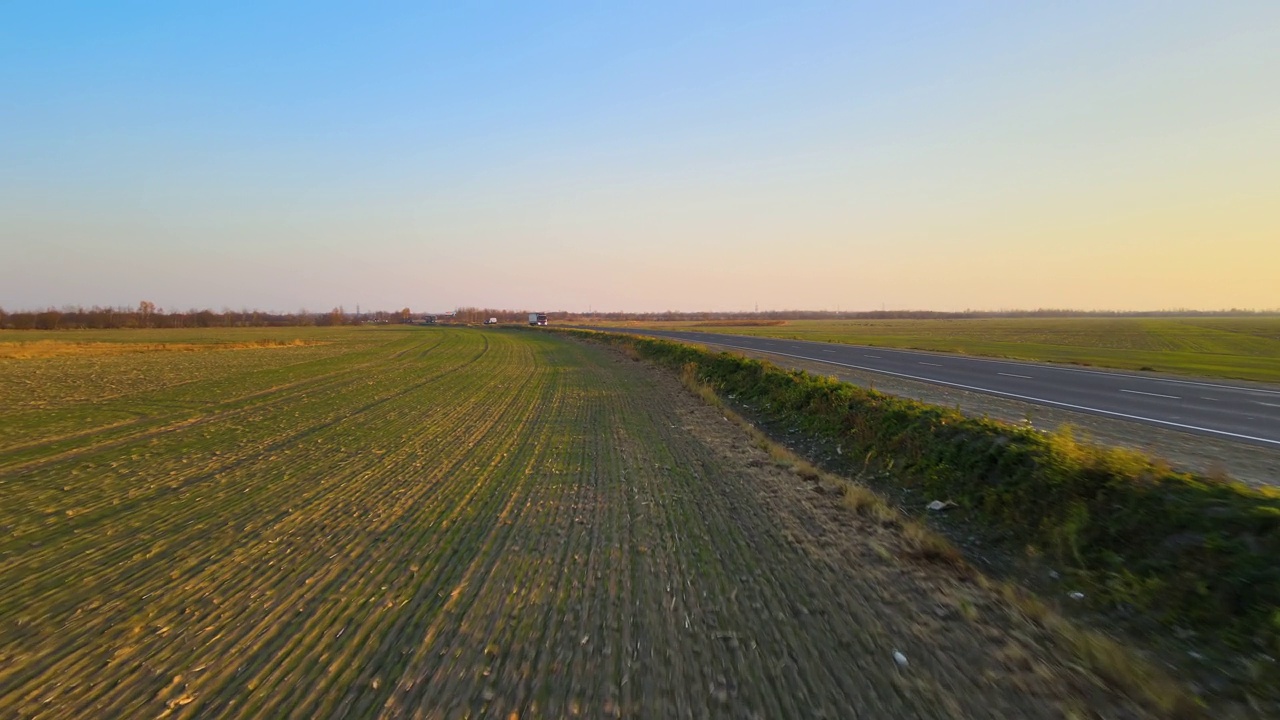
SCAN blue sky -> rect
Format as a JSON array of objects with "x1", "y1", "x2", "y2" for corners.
[{"x1": 3, "y1": 2, "x2": 1277, "y2": 312}]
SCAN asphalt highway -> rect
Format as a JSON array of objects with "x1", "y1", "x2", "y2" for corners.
[{"x1": 590, "y1": 328, "x2": 1280, "y2": 449}]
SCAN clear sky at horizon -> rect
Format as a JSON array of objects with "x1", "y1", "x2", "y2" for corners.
[{"x1": 3, "y1": 2, "x2": 1278, "y2": 313}]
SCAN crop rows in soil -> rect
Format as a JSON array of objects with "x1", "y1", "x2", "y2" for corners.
[{"x1": 1, "y1": 328, "x2": 1143, "y2": 718}]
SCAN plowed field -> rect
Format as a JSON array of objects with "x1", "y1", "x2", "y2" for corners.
[{"x1": 1, "y1": 328, "x2": 1149, "y2": 718}]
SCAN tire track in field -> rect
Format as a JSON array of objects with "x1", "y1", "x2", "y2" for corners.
[
  {"x1": 226, "y1": 339, "x2": 548, "y2": 720},
  {"x1": 382, "y1": 358, "x2": 602, "y2": 718}
]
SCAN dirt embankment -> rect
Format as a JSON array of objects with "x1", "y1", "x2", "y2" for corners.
[{"x1": 688, "y1": 341, "x2": 1278, "y2": 488}]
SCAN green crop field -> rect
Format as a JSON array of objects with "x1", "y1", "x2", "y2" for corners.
[
  {"x1": 600, "y1": 317, "x2": 1280, "y2": 383},
  {"x1": 0, "y1": 326, "x2": 1170, "y2": 717}
]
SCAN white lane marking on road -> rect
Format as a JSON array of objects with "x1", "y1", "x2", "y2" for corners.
[
  {"x1": 658, "y1": 331, "x2": 1280, "y2": 396},
  {"x1": 1120, "y1": 389, "x2": 1180, "y2": 400},
  {"x1": 1200, "y1": 397, "x2": 1218, "y2": 401},
  {"x1": 865, "y1": 355, "x2": 881, "y2": 358},
  {"x1": 679, "y1": 340, "x2": 1280, "y2": 447},
  {"x1": 919, "y1": 362, "x2": 941, "y2": 367},
  {"x1": 1257, "y1": 402, "x2": 1280, "y2": 408},
  {"x1": 998, "y1": 372, "x2": 1032, "y2": 379},
  {"x1": 823, "y1": 349, "x2": 836, "y2": 353}
]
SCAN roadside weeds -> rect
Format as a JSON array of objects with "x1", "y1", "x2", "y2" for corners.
[{"x1": 673, "y1": 360, "x2": 1204, "y2": 719}]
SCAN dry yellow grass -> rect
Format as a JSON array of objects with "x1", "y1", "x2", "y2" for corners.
[
  {"x1": 0, "y1": 338, "x2": 316, "y2": 359},
  {"x1": 902, "y1": 521, "x2": 966, "y2": 566},
  {"x1": 985, "y1": 580, "x2": 1202, "y2": 717}
]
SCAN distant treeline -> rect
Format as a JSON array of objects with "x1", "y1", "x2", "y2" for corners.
[
  {"x1": 0, "y1": 304, "x2": 561, "y2": 330},
  {"x1": 2, "y1": 304, "x2": 1276, "y2": 330},
  {"x1": 0, "y1": 303, "x2": 417, "y2": 330}
]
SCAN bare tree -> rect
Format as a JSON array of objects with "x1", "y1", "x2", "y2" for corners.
[{"x1": 138, "y1": 300, "x2": 156, "y2": 328}]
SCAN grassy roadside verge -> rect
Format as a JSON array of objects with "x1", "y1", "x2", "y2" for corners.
[
  {"x1": 557, "y1": 327, "x2": 1280, "y2": 706},
  {"x1": 672, "y1": 355, "x2": 1196, "y2": 717}
]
